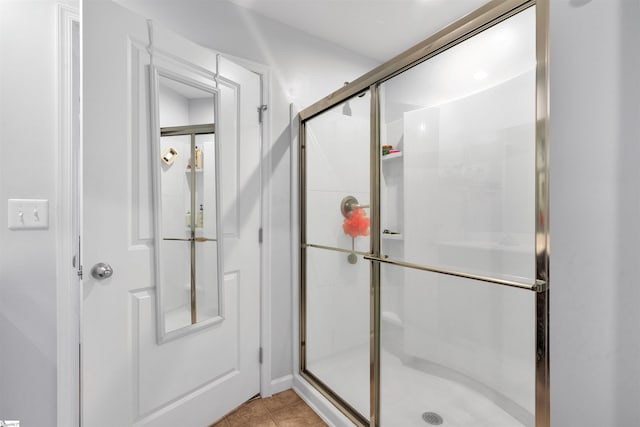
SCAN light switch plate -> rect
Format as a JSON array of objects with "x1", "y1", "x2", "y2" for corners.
[{"x1": 8, "y1": 199, "x2": 49, "y2": 230}]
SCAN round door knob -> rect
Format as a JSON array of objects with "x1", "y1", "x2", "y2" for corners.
[{"x1": 91, "y1": 263, "x2": 113, "y2": 280}]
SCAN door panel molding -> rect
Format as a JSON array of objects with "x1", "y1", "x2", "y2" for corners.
[
  {"x1": 132, "y1": 274, "x2": 240, "y2": 421},
  {"x1": 129, "y1": 39, "x2": 153, "y2": 244}
]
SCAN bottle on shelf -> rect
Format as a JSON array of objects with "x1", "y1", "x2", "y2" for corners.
[
  {"x1": 382, "y1": 144, "x2": 402, "y2": 158},
  {"x1": 194, "y1": 146, "x2": 203, "y2": 170},
  {"x1": 196, "y1": 204, "x2": 204, "y2": 228},
  {"x1": 185, "y1": 210, "x2": 191, "y2": 228}
]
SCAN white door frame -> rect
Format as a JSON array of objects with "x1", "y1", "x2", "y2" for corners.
[
  {"x1": 56, "y1": 5, "x2": 81, "y2": 427},
  {"x1": 220, "y1": 52, "x2": 275, "y2": 397},
  {"x1": 56, "y1": 9, "x2": 274, "y2": 426}
]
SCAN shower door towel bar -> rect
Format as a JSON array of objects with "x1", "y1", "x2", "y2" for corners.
[
  {"x1": 163, "y1": 237, "x2": 217, "y2": 242},
  {"x1": 303, "y1": 243, "x2": 370, "y2": 257},
  {"x1": 363, "y1": 254, "x2": 546, "y2": 292}
]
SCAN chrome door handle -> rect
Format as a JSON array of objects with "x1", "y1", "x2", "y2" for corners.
[{"x1": 91, "y1": 262, "x2": 113, "y2": 280}]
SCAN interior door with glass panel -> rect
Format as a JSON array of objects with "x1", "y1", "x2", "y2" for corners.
[{"x1": 82, "y1": 2, "x2": 261, "y2": 426}]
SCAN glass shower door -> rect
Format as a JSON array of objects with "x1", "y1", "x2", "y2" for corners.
[
  {"x1": 378, "y1": 6, "x2": 537, "y2": 426},
  {"x1": 302, "y1": 91, "x2": 371, "y2": 424},
  {"x1": 299, "y1": 2, "x2": 548, "y2": 426}
]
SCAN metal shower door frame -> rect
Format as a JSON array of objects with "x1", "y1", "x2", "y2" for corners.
[{"x1": 298, "y1": 0, "x2": 550, "y2": 426}]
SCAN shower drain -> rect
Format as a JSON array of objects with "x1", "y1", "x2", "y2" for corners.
[{"x1": 421, "y1": 412, "x2": 444, "y2": 425}]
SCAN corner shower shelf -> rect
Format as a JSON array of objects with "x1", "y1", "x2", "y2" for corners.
[
  {"x1": 381, "y1": 310, "x2": 403, "y2": 327},
  {"x1": 382, "y1": 232, "x2": 403, "y2": 240},
  {"x1": 382, "y1": 151, "x2": 403, "y2": 161},
  {"x1": 185, "y1": 169, "x2": 203, "y2": 173}
]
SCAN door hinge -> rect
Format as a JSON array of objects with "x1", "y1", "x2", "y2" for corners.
[
  {"x1": 259, "y1": 347, "x2": 263, "y2": 364},
  {"x1": 75, "y1": 235, "x2": 82, "y2": 280},
  {"x1": 258, "y1": 227, "x2": 263, "y2": 244},
  {"x1": 258, "y1": 104, "x2": 267, "y2": 124}
]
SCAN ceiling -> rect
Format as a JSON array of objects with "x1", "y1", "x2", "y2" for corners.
[{"x1": 226, "y1": 0, "x2": 490, "y2": 62}]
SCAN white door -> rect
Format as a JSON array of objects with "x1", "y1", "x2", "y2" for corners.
[{"x1": 82, "y1": 2, "x2": 262, "y2": 426}]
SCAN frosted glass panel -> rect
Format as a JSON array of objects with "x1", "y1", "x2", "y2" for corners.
[
  {"x1": 305, "y1": 246, "x2": 369, "y2": 419},
  {"x1": 306, "y1": 92, "x2": 371, "y2": 254},
  {"x1": 380, "y1": 263, "x2": 535, "y2": 427},
  {"x1": 380, "y1": 7, "x2": 536, "y2": 283}
]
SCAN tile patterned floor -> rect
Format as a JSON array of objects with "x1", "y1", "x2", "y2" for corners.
[{"x1": 210, "y1": 389, "x2": 328, "y2": 427}]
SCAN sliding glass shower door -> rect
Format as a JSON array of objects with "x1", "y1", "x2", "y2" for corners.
[
  {"x1": 378, "y1": 6, "x2": 537, "y2": 426},
  {"x1": 301, "y1": 91, "x2": 371, "y2": 424},
  {"x1": 299, "y1": 2, "x2": 548, "y2": 426}
]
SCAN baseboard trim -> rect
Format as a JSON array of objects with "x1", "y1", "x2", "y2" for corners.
[
  {"x1": 269, "y1": 374, "x2": 293, "y2": 396},
  {"x1": 293, "y1": 374, "x2": 355, "y2": 427}
]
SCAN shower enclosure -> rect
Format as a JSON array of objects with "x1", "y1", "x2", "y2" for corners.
[{"x1": 298, "y1": 1, "x2": 548, "y2": 426}]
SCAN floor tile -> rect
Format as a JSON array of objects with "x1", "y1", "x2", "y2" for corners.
[
  {"x1": 229, "y1": 417, "x2": 277, "y2": 427},
  {"x1": 210, "y1": 389, "x2": 326, "y2": 427},
  {"x1": 263, "y1": 389, "x2": 303, "y2": 414},
  {"x1": 271, "y1": 400, "x2": 328, "y2": 427},
  {"x1": 226, "y1": 399, "x2": 272, "y2": 427},
  {"x1": 209, "y1": 418, "x2": 229, "y2": 427}
]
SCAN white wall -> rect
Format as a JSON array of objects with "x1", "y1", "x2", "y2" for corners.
[
  {"x1": 549, "y1": 0, "x2": 640, "y2": 426},
  {"x1": 113, "y1": 0, "x2": 380, "y2": 385},
  {"x1": 0, "y1": 1, "x2": 72, "y2": 425}
]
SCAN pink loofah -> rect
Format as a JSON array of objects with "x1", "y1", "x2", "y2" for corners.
[{"x1": 342, "y1": 207, "x2": 370, "y2": 238}]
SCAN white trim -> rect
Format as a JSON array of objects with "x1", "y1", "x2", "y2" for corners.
[
  {"x1": 293, "y1": 375, "x2": 354, "y2": 427},
  {"x1": 214, "y1": 53, "x2": 275, "y2": 398},
  {"x1": 218, "y1": 53, "x2": 271, "y2": 79},
  {"x1": 290, "y1": 102, "x2": 301, "y2": 388},
  {"x1": 259, "y1": 66, "x2": 274, "y2": 398},
  {"x1": 219, "y1": 54, "x2": 275, "y2": 398},
  {"x1": 270, "y1": 374, "x2": 293, "y2": 395},
  {"x1": 56, "y1": 4, "x2": 80, "y2": 427}
]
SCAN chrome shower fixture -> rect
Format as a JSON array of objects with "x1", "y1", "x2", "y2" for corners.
[
  {"x1": 342, "y1": 81, "x2": 352, "y2": 116},
  {"x1": 342, "y1": 101, "x2": 352, "y2": 116}
]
